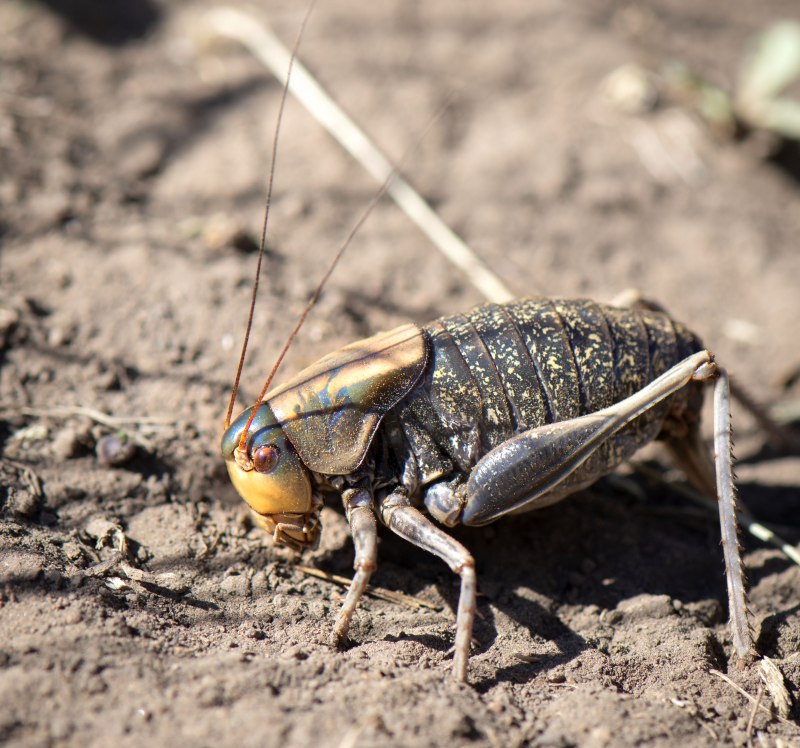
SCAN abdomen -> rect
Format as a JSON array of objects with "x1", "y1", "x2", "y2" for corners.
[{"x1": 394, "y1": 297, "x2": 704, "y2": 490}]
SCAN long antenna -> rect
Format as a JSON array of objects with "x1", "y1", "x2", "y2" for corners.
[
  {"x1": 207, "y1": 6, "x2": 514, "y2": 305},
  {"x1": 223, "y1": 2, "x2": 316, "y2": 430},
  {"x1": 235, "y1": 98, "x2": 455, "y2": 454}
]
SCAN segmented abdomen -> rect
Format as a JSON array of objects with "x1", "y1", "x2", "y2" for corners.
[{"x1": 394, "y1": 297, "x2": 703, "y2": 486}]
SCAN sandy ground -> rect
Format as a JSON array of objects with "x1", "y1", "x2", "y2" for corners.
[{"x1": 2, "y1": 1, "x2": 800, "y2": 745}]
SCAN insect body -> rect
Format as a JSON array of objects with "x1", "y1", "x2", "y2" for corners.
[{"x1": 221, "y1": 295, "x2": 753, "y2": 682}]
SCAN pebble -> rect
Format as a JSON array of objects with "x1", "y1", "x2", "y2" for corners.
[
  {"x1": 0, "y1": 551, "x2": 44, "y2": 584},
  {"x1": 64, "y1": 607, "x2": 83, "y2": 625},
  {"x1": 219, "y1": 573, "x2": 249, "y2": 598},
  {"x1": 0, "y1": 306, "x2": 19, "y2": 345},
  {"x1": 96, "y1": 433, "x2": 136, "y2": 466},
  {"x1": 51, "y1": 427, "x2": 82, "y2": 460},
  {"x1": 616, "y1": 594, "x2": 675, "y2": 621},
  {"x1": 7, "y1": 487, "x2": 41, "y2": 518}
]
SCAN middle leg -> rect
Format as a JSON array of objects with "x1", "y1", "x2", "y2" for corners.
[{"x1": 379, "y1": 490, "x2": 476, "y2": 682}]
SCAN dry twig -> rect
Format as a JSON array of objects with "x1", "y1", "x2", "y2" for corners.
[
  {"x1": 3, "y1": 404, "x2": 175, "y2": 428},
  {"x1": 760, "y1": 657, "x2": 793, "y2": 720},
  {"x1": 295, "y1": 564, "x2": 439, "y2": 611},
  {"x1": 709, "y1": 669, "x2": 796, "y2": 728},
  {"x1": 205, "y1": 6, "x2": 514, "y2": 304},
  {"x1": 746, "y1": 685, "x2": 765, "y2": 739}
]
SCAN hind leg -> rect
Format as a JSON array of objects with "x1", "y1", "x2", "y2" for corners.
[{"x1": 676, "y1": 362, "x2": 756, "y2": 661}]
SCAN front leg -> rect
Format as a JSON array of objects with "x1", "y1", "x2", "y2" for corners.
[
  {"x1": 331, "y1": 485, "x2": 378, "y2": 646},
  {"x1": 379, "y1": 491, "x2": 476, "y2": 683}
]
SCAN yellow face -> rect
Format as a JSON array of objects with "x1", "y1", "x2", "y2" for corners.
[{"x1": 221, "y1": 403, "x2": 319, "y2": 550}]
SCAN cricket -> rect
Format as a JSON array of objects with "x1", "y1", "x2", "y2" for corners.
[{"x1": 213, "y1": 6, "x2": 794, "y2": 685}]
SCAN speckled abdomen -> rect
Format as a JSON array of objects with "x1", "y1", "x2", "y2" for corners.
[{"x1": 393, "y1": 297, "x2": 705, "y2": 497}]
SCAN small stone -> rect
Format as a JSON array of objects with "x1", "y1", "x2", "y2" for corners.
[
  {"x1": 616, "y1": 594, "x2": 675, "y2": 620},
  {"x1": 62, "y1": 540, "x2": 85, "y2": 561},
  {"x1": 251, "y1": 570, "x2": 270, "y2": 595},
  {"x1": 6, "y1": 487, "x2": 41, "y2": 518},
  {"x1": 219, "y1": 574, "x2": 249, "y2": 598},
  {"x1": 47, "y1": 323, "x2": 75, "y2": 348},
  {"x1": 0, "y1": 306, "x2": 19, "y2": 346},
  {"x1": 29, "y1": 190, "x2": 71, "y2": 232},
  {"x1": 96, "y1": 433, "x2": 136, "y2": 466},
  {"x1": 248, "y1": 627, "x2": 266, "y2": 641},
  {"x1": 284, "y1": 645, "x2": 308, "y2": 661},
  {"x1": 51, "y1": 427, "x2": 82, "y2": 460},
  {"x1": 64, "y1": 607, "x2": 83, "y2": 625},
  {"x1": 0, "y1": 551, "x2": 44, "y2": 584},
  {"x1": 202, "y1": 214, "x2": 238, "y2": 251},
  {"x1": 600, "y1": 63, "x2": 658, "y2": 115}
]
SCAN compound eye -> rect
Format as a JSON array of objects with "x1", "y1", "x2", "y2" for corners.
[{"x1": 253, "y1": 444, "x2": 280, "y2": 474}]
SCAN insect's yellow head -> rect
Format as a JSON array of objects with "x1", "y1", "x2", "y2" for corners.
[{"x1": 221, "y1": 403, "x2": 319, "y2": 551}]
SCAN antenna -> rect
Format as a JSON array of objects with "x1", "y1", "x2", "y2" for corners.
[
  {"x1": 223, "y1": 2, "x2": 316, "y2": 430},
  {"x1": 220, "y1": 5, "x2": 453, "y2": 458},
  {"x1": 234, "y1": 100, "x2": 456, "y2": 454}
]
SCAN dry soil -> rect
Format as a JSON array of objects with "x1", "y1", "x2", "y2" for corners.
[{"x1": 2, "y1": 1, "x2": 800, "y2": 746}]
